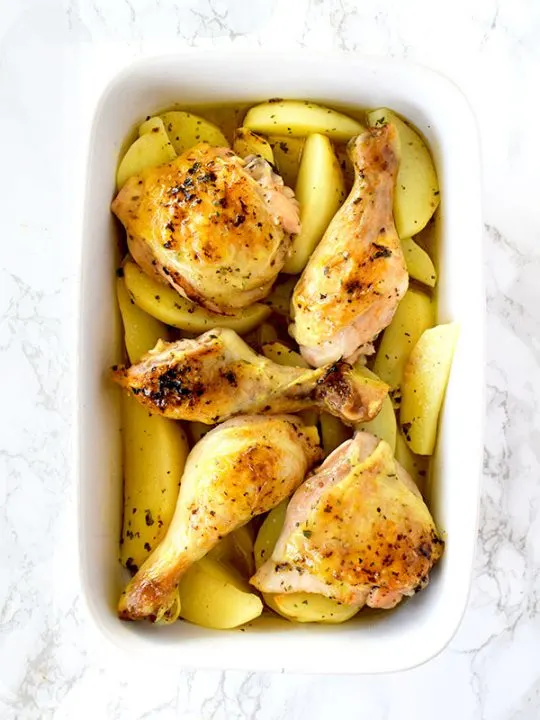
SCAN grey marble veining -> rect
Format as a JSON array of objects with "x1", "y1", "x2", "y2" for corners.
[{"x1": 1, "y1": 0, "x2": 539, "y2": 718}]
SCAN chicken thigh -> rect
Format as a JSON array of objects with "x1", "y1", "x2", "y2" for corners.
[
  {"x1": 290, "y1": 125, "x2": 408, "y2": 366},
  {"x1": 112, "y1": 144, "x2": 300, "y2": 315},
  {"x1": 112, "y1": 328, "x2": 388, "y2": 425},
  {"x1": 251, "y1": 432, "x2": 443, "y2": 609},
  {"x1": 118, "y1": 415, "x2": 322, "y2": 622}
]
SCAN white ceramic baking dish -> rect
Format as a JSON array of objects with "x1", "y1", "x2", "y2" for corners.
[{"x1": 77, "y1": 52, "x2": 483, "y2": 674}]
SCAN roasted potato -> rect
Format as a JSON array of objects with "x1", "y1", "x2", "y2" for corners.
[
  {"x1": 208, "y1": 525, "x2": 255, "y2": 578},
  {"x1": 402, "y1": 237, "x2": 437, "y2": 287},
  {"x1": 159, "y1": 110, "x2": 229, "y2": 155},
  {"x1": 355, "y1": 367, "x2": 397, "y2": 452},
  {"x1": 123, "y1": 259, "x2": 271, "y2": 335},
  {"x1": 179, "y1": 557, "x2": 263, "y2": 629},
  {"x1": 116, "y1": 117, "x2": 176, "y2": 190},
  {"x1": 254, "y1": 502, "x2": 358, "y2": 623},
  {"x1": 395, "y1": 431, "x2": 430, "y2": 492},
  {"x1": 268, "y1": 135, "x2": 305, "y2": 187},
  {"x1": 367, "y1": 108, "x2": 439, "y2": 239},
  {"x1": 283, "y1": 133, "x2": 346, "y2": 274},
  {"x1": 373, "y1": 288, "x2": 435, "y2": 395},
  {"x1": 233, "y1": 127, "x2": 274, "y2": 163},
  {"x1": 320, "y1": 413, "x2": 351, "y2": 456},
  {"x1": 400, "y1": 323, "x2": 459, "y2": 455},
  {"x1": 117, "y1": 278, "x2": 189, "y2": 572},
  {"x1": 262, "y1": 277, "x2": 296, "y2": 317},
  {"x1": 244, "y1": 100, "x2": 365, "y2": 142}
]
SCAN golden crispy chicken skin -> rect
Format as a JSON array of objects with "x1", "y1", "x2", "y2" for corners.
[
  {"x1": 290, "y1": 125, "x2": 408, "y2": 366},
  {"x1": 251, "y1": 432, "x2": 443, "y2": 609},
  {"x1": 112, "y1": 144, "x2": 300, "y2": 315},
  {"x1": 118, "y1": 415, "x2": 322, "y2": 622},
  {"x1": 111, "y1": 328, "x2": 388, "y2": 425}
]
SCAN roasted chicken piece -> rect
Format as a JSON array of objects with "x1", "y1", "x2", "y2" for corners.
[
  {"x1": 251, "y1": 432, "x2": 443, "y2": 609},
  {"x1": 290, "y1": 125, "x2": 408, "y2": 366},
  {"x1": 112, "y1": 143, "x2": 300, "y2": 315},
  {"x1": 118, "y1": 415, "x2": 322, "y2": 622},
  {"x1": 112, "y1": 327, "x2": 388, "y2": 425}
]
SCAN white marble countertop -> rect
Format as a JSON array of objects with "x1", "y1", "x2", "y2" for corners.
[{"x1": 1, "y1": 0, "x2": 539, "y2": 717}]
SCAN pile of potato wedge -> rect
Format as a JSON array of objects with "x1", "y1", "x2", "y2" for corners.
[{"x1": 115, "y1": 99, "x2": 458, "y2": 629}]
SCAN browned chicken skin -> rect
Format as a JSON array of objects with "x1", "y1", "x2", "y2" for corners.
[
  {"x1": 112, "y1": 143, "x2": 300, "y2": 315},
  {"x1": 290, "y1": 125, "x2": 409, "y2": 366},
  {"x1": 118, "y1": 415, "x2": 322, "y2": 622},
  {"x1": 251, "y1": 432, "x2": 443, "y2": 608},
  {"x1": 112, "y1": 328, "x2": 388, "y2": 425}
]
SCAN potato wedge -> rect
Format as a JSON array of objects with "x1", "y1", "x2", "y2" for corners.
[
  {"x1": 188, "y1": 421, "x2": 213, "y2": 445},
  {"x1": 262, "y1": 277, "x2": 296, "y2": 317},
  {"x1": 395, "y1": 431, "x2": 429, "y2": 492},
  {"x1": 233, "y1": 127, "x2": 274, "y2": 164},
  {"x1": 159, "y1": 110, "x2": 229, "y2": 155},
  {"x1": 123, "y1": 259, "x2": 270, "y2": 335},
  {"x1": 254, "y1": 502, "x2": 358, "y2": 623},
  {"x1": 179, "y1": 557, "x2": 263, "y2": 629},
  {"x1": 283, "y1": 133, "x2": 346, "y2": 274},
  {"x1": 355, "y1": 367, "x2": 397, "y2": 452},
  {"x1": 402, "y1": 237, "x2": 437, "y2": 287},
  {"x1": 400, "y1": 323, "x2": 459, "y2": 455},
  {"x1": 268, "y1": 136, "x2": 305, "y2": 187},
  {"x1": 367, "y1": 108, "x2": 439, "y2": 239},
  {"x1": 320, "y1": 413, "x2": 351, "y2": 456},
  {"x1": 116, "y1": 117, "x2": 176, "y2": 190},
  {"x1": 244, "y1": 100, "x2": 365, "y2": 142},
  {"x1": 117, "y1": 278, "x2": 188, "y2": 571},
  {"x1": 208, "y1": 525, "x2": 255, "y2": 578},
  {"x1": 373, "y1": 288, "x2": 435, "y2": 395}
]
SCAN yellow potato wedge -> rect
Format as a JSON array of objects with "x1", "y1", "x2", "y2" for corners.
[
  {"x1": 255, "y1": 322, "x2": 278, "y2": 346},
  {"x1": 179, "y1": 557, "x2": 263, "y2": 629},
  {"x1": 117, "y1": 277, "x2": 188, "y2": 572},
  {"x1": 320, "y1": 413, "x2": 351, "y2": 456},
  {"x1": 402, "y1": 237, "x2": 437, "y2": 287},
  {"x1": 244, "y1": 100, "x2": 365, "y2": 142},
  {"x1": 233, "y1": 127, "x2": 274, "y2": 164},
  {"x1": 123, "y1": 259, "x2": 270, "y2": 335},
  {"x1": 283, "y1": 133, "x2": 346, "y2": 274},
  {"x1": 262, "y1": 277, "x2": 296, "y2": 317},
  {"x1": 208, "y1": 525, "x2": 255, "y2": 578},
  {"x1": 334, "y1": 143, "x2": 355, "y2": 193},
  {"x1": 268, "y1": 135, "x2": 305, "y2": 188},
  {"x1": 253, "y1": 502, "x2": 358, "y2": 623},
  {"x1": 261, "y1": 340, "x2": 308, "y2": 368},
  {"x1": 355, "y1": 367, "x2": 397, "y2": 452},
  {"x1": 188, "y1": 421, "x2": 213, "y2": 445},
  {"x1": 367, "y1": 108, "x2": 440, "y2": 239},
  {"x1": 116, "y1": 117, "x2": 176, "y2": 190},
  {"x1": 395, "y1": 431, "x2": 430, "y2": 492},
  {"x1": 159, "y1": 110, "x2": 229, "y2": 155},
  {"x1": 373, "y1": 288, "x2": 435, "y2": 395},
  {"x1": 400, "y1": 323, "x2": 459, "y2": 455}
]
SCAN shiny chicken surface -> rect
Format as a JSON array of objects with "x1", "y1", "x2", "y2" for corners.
[
  {"x1": 251, "y1": 432, "x2": 443, "y2": 609},
  {"x1": 291, "y1": 125, "x2": 409, "y2": 366},
  {"x1": 112, "y1": 328, "x2": 388, "y2": 425},
  {"x1": 118, "y1": 415, "x2": 322, "y2": 622},
  {"x1": 112, "y1": 144, "x2": 300, "y2": 315}
]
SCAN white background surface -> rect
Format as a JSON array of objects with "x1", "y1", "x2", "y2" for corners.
[{"x1": 1, "y1": 0, "x2": 539, "y2": 718}]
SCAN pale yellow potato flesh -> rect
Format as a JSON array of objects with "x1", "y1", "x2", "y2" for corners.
[
  {"x1": 244, "y1": 100, "x2": 365, "y2": 142},
  {"x1": 402, "y1": 236, "x2": 437, "y2": 287},
  {"x1": 254, "y1": 502, "x2": 358, "y2": 623},
  {"x1": 355, "y1": 367, "x2": 397, "y2": 452},
  {"x1": 233, "y1": 127, "x2": 274, "y2": 164},
  {"x1": 123, "y1": 259, "x2": 271, "y2": 335},
  {"x1": 159, "y1": 110, "x2": 229, "y2": 155},
  {"x1": 208, "y1": 525, "x2": 255, "y2": 578},
  {"x1": 262, "y1": 277, "x2": 296, "y2": 317},
  {"x1": 394, "y1": 431, "x2": 430, "y2": 493},
  {"x1": 373, "y1": 288, "x2": 435, "y2": 394},
  {"x1": 268, "y1": 135, "x2": 305, "y2": 188},
  {"x1": 367, "y1": 108, "x2": 439, "y2": 239},
  {"x1": 400, "y1": 323, "x2": 459, "y2": 455},
  {"x1": 179, "y1": 557, "x2": 263, "y2": 629},
  {"x1": 283, "y1": 133, "x2": 346, "y2": 274},
  {"x1": 117, "y1": 278, "x2": 188, "y2": 572},
  {"x1": 188, "y1": 421, "x2": 213, "y2": 445},
  {"x1": 320, "y1": 413, "x2": 352, "y2": 456},
  {"x1": 116, "y1": 117, "x2": 176, "y2": 190}
]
